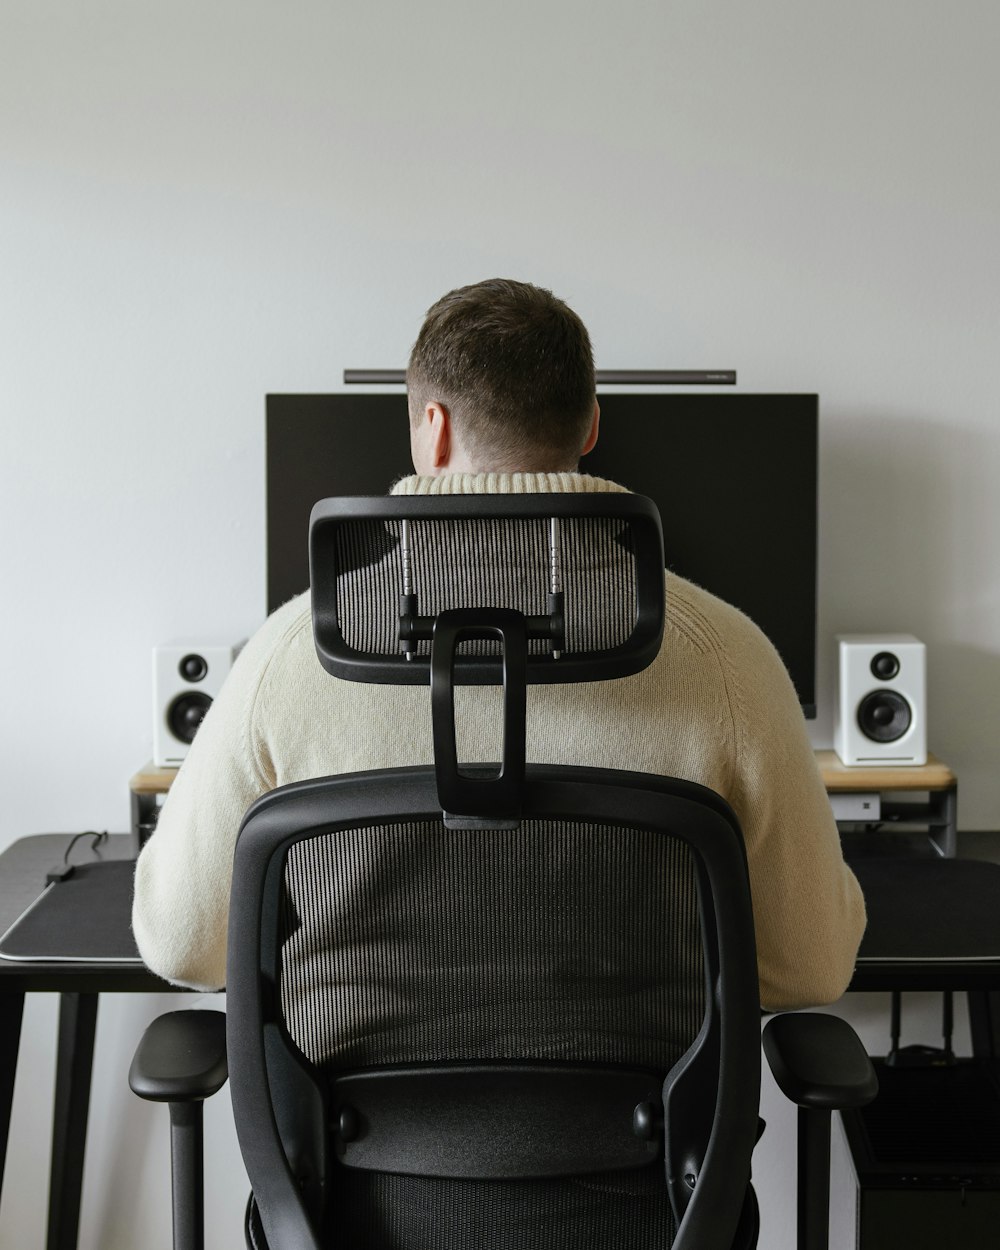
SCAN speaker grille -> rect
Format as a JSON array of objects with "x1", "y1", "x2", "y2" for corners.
[{"x1": 857, "y1": 690, "x2": 912, "y2": 743}]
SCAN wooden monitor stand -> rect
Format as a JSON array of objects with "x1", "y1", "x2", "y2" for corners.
[
  {"x1": 815, "y1": 750, "x2": 956, "y2": 795},
  {"x1": 816, "y1": 750, "x2": 958, "y2": 857},
  {"x1": 130, "y1": 751, "x2": 960, "y2": 855},
  {"x1": 129, "y1": 763, "x2": 179, "y2": 854}
]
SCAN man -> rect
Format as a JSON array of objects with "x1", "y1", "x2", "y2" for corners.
[{"x1": 133, "y1": 278, "x2": 865, "y2": 1014}]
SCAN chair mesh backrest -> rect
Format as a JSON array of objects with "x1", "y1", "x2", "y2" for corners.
[
  {"x1": 332, "y1": 515, "x2": 638, "y2": 659},
  {"x1": 273, "y1": 812, "x2": 705, "y2": 1248},
  {"x1": 278, "y1": 817, "x2": 704, "y2": 1076},
  {"x1": 229, "y1": 768, "x2": 762, "y2": 1250}
]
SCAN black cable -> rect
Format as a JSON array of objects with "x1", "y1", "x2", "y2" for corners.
[
  {"x1": 62, "y1": 830, "x2": 108, "y2": 865},
  {"x1": 45, "y1": 831, "x2": 109, "y2": 884}
]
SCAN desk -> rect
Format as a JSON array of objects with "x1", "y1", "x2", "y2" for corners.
[
  {"x1": 850, "y1": 855, "x2": 1000, "y2": 993},
  {"x1": 5, "y1": 757, "x2": 992, "y2": 1250},
  {"x1": 0, "y1": 834, "x2": 167, "y2": 1250},
  {"x1": 847, "y1": 839, "x2": 1000, "y2": 1064}
]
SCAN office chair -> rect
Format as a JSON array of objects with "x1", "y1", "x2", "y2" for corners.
[{"x1": 131, "y1": 493, "x2": 876, "y2": 1250}]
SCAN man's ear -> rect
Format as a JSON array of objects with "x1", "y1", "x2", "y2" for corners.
[
  {"x1": 580, "y1": 401, "x2": 600, "y2": 457},
  {"x1": 410, "y1": 400, "x2": 452, "y2": 474},
  {"x1": 428, "y1": 402, "x2": 452, "y2": 469}
]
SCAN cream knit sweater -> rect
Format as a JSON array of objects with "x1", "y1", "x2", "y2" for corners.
[{"x1": 132, "y1": 471, "x2": 865, "y2": 1009}]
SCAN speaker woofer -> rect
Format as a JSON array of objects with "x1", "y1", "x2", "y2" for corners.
[
  {"x1": 857, "y1": 690, "x2": 912, "y2": 743},
  {"x1": 166, "y1": 692, "x2": 213, "y2": 744}
]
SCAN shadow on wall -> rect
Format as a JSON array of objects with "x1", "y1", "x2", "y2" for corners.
[
  {"x1": 817, "y1": 411, "x2": 1000, "y2": 827},
  {"x1": 928, "y1": 642, "x2": 1000, "y2": 830}
]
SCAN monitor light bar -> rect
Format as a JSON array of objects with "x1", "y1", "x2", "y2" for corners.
[{"x1": 343, "y1": 369, "x2": 737, "y2": 386}]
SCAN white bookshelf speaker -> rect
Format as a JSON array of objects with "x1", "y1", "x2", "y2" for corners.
[
  {"x1": 834, "y1": 634, "x2": 927, "y2": 767},
  {"x1": 152, "y1": 640, "x2": 244, "y2": 767}
]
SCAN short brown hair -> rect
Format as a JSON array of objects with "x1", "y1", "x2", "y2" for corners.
[{"x1": 407, "y1": 279, "x2": 596, "y2": 470}]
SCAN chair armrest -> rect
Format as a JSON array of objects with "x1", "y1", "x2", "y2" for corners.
[
  {"x1": 762, "y1": 1012, "x2": 878, "y2": 1111},
  {"x1": 129, "y1": 1009, "x2": 229, "y2": 1103}
]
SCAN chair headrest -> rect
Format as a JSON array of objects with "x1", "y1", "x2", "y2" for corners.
[{"x1": 309, "y1": 493, "x2": 665, "y2": 687}]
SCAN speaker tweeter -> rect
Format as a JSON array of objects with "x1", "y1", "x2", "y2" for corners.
[{"x1": 834, "y1": 634, "x2": 926, "y2": 767}]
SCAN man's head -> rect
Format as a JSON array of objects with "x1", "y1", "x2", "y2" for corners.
[{"x1": 407, "y1": 279, "x2": 599, "y2": 475}]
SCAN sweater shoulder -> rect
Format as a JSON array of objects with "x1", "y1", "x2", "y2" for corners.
[
  {"x1": 234, "y1": 592, "x2": 314, "y2": 773},
  {"x1": 663, "y1": 572, "x2": 802, "y2": 729},
  {"x1": 251, "y1": 589, "x2": 313, "y2": 652},
  {"x1": 243, "y1": 590, "x2": 315, "y2": 699},
  {"x1": 665, "y1": 572, "x2": 772, "y2": 659}
]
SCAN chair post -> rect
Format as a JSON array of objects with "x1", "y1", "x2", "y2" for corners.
[
  {"x1": 797, "y1": 1106, "x2": 831, "y2": 1250},
  {"x1": 168, "y1": 1101, "x2": 205, "y2": 1250},
  {"x1": 130, "y1": 1010, "x2": 228, "y2": 1250}
]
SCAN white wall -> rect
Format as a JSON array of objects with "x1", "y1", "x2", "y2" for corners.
[{"x1": 1, "y1": 2, "x2": 998, "y2": 1247}]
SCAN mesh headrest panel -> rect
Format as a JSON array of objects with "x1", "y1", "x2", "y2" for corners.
[{"x1": 309, "y1": 495, "x2": 665, "y2": 686}]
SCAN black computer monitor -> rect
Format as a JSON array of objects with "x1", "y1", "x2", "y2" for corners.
[{"x1": 266, "y1": 392, "x2": 818, "y2": 715}]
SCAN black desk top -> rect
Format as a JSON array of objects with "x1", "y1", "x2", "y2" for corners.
[
  {"x1": 848, "y1": 844, "x2": 1000, "y2": 991},
  {"x1": 0, "y1": 834, "x2": 168, "y2": 993},
  {"x1": 3, "y1": 833, "x2": 1000, "y2": 996}
]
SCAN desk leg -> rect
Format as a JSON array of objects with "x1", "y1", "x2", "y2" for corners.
[
  {"x1": 968, "y1": 990, "x2": 1000, "y2": 1060},
  {"x1": 0, "y1": 991, "x2": 25, "y2": 1194},
  {"x1": 47, "y1": 992, "x2": 98, "y2": 1250}
]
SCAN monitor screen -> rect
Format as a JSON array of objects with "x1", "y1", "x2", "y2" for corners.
[{"x1": 266, "y1": 392, "x2": 818, "y2": 715}]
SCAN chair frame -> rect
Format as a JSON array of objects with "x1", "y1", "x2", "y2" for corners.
[
  {"x1": 226, "y1": 765, "x2": 763, "y2": 1250},
  {"x1": 131, "y1": 492, "x2": 877, "y2": 1250}
]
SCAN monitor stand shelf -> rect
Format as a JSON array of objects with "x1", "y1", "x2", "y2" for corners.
[
  {"x1": 815, "y1": 750, "x2": 958, "y2": 858},
  {"x1": 130, "y1": 751, "x2": 959, "y2": 857},
  {"x1": 129, "y1": 763, "x2": 178, "y2": 854}
]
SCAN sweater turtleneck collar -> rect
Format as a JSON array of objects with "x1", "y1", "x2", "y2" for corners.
[{"x1": 390, "y1": 471, "x2": 629, "y2": 496}]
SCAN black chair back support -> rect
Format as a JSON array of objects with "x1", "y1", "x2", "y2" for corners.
[
  {"x1": 308, "y1": 494, "x2": 666, "y2": 686},
  {"x1": 225, "y1": 494, "x2": 763, "y2": 1249}
]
